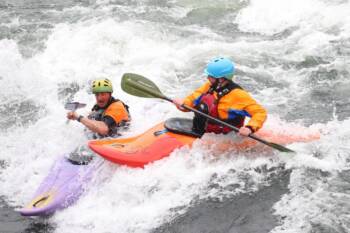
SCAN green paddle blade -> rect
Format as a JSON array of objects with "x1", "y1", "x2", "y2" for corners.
[{"x1": 121, "y1": 73, "x2": 167, "y2": 99}]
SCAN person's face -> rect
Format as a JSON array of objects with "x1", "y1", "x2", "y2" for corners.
[
  {"x1": 207, "y1": 76, "x2": 225, "y2": 85},
  {"x1": 95, "y1": 92, "x2": 111, "y2": 108},
  {"x1": 207, "y1": 76, "x2": 216, "y2": 84}
]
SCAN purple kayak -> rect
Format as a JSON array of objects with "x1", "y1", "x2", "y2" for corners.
[{"x1": 19, "y1": 153, "x2": 103, "y2": 216}]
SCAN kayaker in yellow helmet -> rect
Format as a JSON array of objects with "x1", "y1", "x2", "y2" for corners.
[
  {"x1": 67, "y1": 78, "x2": 130, "y2": 137},
  {"x1": 173, "y1": 57, "x2": 267, "y2": 137}
]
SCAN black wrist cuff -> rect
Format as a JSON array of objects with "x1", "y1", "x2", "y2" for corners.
[
  {"x1": 245, "y1": 126, "x2": 255, "y2": 133},
  {"x1": 77, "y1": 115, "x2": 84, "y2": 122}
]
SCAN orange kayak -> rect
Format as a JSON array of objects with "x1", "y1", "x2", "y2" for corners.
[
  {"x1": 88, "y1": 118, "x2": 320, "y2": 167},
  {"x1": 88, "y1": 118, "x2": 198, "y2": 168}
]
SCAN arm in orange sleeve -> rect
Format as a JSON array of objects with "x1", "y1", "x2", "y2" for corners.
[
  {"x1": 232, "y1": 89, "x2": 267, "y2": 132},
  {"x1": 182, "y1": 81, "x2": 211, "y2": 108},
  {"x1": 245, "y1": 105, "x2": 267, "y2": 132}
]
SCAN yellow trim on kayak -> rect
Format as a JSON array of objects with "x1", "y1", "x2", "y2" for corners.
[{"x1": 26, "y1": 190, "x2": 55, "y2": 209}]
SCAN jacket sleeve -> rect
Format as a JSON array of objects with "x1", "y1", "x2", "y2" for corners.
[
  {"x1": 234, "y1": 89, "x2": 267, "y2": 132},
  {"x1": 183, "y1": 81, "x2": 211, "y2": 108}
]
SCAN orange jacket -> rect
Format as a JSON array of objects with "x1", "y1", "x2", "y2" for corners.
[
  {"x1": 104, "y1": 101, "x2": 130, "y2": 125},
  {"x1": 183, "y1": 81, "x2": 267, "y2": 132}
]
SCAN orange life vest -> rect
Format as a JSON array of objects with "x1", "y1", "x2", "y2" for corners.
[
  {"x1": 89, "y1": 97, "x2": 130, "y2": 137},
  {"x1": 194, "y1": 82, "x2": 246, "y2": 134}
]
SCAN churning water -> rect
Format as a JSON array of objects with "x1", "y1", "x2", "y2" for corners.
[{"x1": 1, "y1": 0, "x2": 350, "y2": 232}]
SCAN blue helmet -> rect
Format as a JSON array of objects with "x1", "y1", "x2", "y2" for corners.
[{"x1": 204, "y1": 57, "x2": 235, "y2": 80}]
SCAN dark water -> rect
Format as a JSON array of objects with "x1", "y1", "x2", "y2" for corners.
[
  {"x1": 1, "y1": 170, "x2": 288, "y2": 233},
  {"x1": 154, "y1": 170, "x2": 290, "y2": 233},
  {"x1": 0, "y1": 0, "x2": 92, "y2": 57},
  {"x1": 0, "y1": 199, "x2": 53, "y2": 233}
]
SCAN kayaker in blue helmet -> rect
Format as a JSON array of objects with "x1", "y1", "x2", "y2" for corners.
[
  {"x1": 67, "y1": 78, "x2": 130, "y2": 137},
  {"x1": 174, "y1": 57, "x2": 267, "y2": 137}
]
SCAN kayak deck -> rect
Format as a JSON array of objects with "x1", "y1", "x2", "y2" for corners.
[{"x1": 88, "y1": 119, "x2": 198, "y2": 167}]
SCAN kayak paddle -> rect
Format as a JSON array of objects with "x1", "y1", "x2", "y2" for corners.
[
  {"x1": 65, "y1": 102, "x2": 87, "y2": 124},
  {"x1": 65, "y1": 102, "x2": 87, "y2": 111},
  {"x1": 121, "y1": 73, "x2": 296, "y2": 153}
]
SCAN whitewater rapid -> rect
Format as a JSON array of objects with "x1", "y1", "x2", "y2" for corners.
[{"x1": 1, "y1": 0, "x2": 349, "y2": 232}]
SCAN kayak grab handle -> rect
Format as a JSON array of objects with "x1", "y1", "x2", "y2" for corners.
[
  {"x1": 33, "y1": 196, "x2": 49, "y2": 208},
  {"x1": 154, "y1": 129, "x2": 168, "y2": 136}
]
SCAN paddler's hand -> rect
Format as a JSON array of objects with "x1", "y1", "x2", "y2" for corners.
[
  {"x1": 67, "y1": 111, "x2": 79, "y2": 121},
  {"x1": 238, "y1": 126, "x2": 253, "y2": 137},
  {"x1": 173, "y1": 98, "x2": 186, "y2": 111}
]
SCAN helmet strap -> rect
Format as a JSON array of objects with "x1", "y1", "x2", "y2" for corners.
[
  {"x1": 211, "y1": 79, "x2": 220, "y2": 91},
  {"x1": 216, "y1": 78, "x2": 228, "y2": 89}
]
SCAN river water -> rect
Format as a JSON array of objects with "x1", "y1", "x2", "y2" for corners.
[{"x1": 1, "y1": 0, "x2": 350, "y2": 232}]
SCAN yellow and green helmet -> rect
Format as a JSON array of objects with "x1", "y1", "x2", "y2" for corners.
[{"x1": 92, "y1": 78, "x2": 113, "y2": 94}]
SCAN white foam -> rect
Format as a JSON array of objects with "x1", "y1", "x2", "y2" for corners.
[
  {"x1": 53, "y1": 139, "x2": 279, "y2": 233},
  {"x1": 235, "y1": 0, "x2": 350, "y2": 63},
  {"x1": 271, "y1": 118, "x2": 350, "y2": 233},
  {"x1": 1, "y1": 1, "x2": 350, "y2": 232},
  {"x1": 236, "y1": 0, "x2": 350, "y2": 35}
]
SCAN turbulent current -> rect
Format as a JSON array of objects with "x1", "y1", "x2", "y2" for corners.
[{"x1": 1, "y1": 0, "x2": 350, "y2": 232}]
